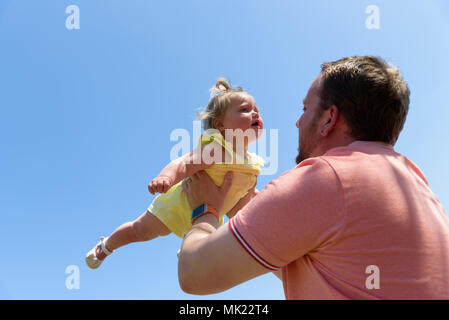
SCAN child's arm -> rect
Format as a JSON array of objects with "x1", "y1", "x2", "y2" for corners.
[
  {"x1": 225, "y1": 179, "x2": 258, "y2": 219},
  {"x1": 148, "y1": 143, "x2": 224, "y2": 195}
]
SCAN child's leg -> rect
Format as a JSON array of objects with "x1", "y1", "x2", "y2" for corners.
[{"x1": 101, "y1": 210, "x2": 171, "y2": 256}]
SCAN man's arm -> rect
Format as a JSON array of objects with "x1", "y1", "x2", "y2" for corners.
[
  {"x1": 223, "y1": 180, "x2": 282, "y2": 281},
  {"x1": 178, "y1": 215, "x2": 271, "y2": 294},
  {"x1": 178, "y1": 171, "x2": 274, "y2": 295}
]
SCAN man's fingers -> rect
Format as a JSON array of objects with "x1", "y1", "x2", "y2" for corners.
[
  {"x1": 190, "y1": 172, "x2": 200, "y2": 182},
  {"x1": 195, "y1": 171, "x2": 208, "y2": 181},
  {"x1": 181, "y1": 179, "x2": 188, "y2": 192},
  {"x1": 189, "y1": 169, "x2": 233, "y2": 192},
  {"x1": 220, "y1": 171, "x2": 234, "y2": 193},
  {"x1": 191, "y1": 171, "x2": 212, "y2": 187}
]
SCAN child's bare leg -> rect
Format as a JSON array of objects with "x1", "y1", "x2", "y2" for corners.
[{"x1": 96, "y1": 210, "x2": 170, "y2": 259}]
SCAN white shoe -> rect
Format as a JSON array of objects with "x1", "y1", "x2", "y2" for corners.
[{"x1": 85, "y1": 236, "x2": 113, "y2": 269}]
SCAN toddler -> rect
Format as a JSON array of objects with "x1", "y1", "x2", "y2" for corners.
[{"x1": 86, "y1": 78, "x2": 264, "y2": 269}]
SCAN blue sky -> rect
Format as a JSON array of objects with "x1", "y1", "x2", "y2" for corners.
[{"x1": 1, "y1": 0, "x2": 448, "y2": 299}]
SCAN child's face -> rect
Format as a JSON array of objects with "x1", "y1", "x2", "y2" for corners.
[{"x1": 215, "y1": 93, "x2": 263, "y2": 145}]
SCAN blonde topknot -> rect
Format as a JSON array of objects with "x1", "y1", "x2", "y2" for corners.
[{"x1": 198, "y1": 77, "x2": 246, "y2": 130}]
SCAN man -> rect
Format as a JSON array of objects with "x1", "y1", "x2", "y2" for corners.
[{"x1": 177, "y1": 56, "x2": 449, "y2": 299}]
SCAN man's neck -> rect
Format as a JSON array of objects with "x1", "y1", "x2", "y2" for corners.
[{"x1": 314, "y1": 135, "x2": 356, "y2": 158}]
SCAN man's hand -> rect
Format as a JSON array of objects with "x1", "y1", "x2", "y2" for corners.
[
  {"x1": 148, "y1": 175, "x2": 173, "y2": 195},
  {"x1": 182, "y1": 171, "x2": 234, "y2": 213},
  {"x1": 178, "y1": 171, "x2": 272, "y2": 295}
]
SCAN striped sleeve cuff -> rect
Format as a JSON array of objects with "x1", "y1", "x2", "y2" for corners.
[{"x1": 229, "y1": 217, "x2": 280, "y2": 271}]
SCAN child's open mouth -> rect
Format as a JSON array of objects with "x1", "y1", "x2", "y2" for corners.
[{"x1": 251, "y1": 119, "x2": 262, "y2": 129}]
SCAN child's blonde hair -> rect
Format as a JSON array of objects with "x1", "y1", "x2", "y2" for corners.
[{"x1": 198, "y1": 77, "x2": 248, "y2": 130}]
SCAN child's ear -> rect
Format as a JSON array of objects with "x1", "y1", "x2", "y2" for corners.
[{"x1": 212, "y1": 118, "x2": 224, "y2": 131}]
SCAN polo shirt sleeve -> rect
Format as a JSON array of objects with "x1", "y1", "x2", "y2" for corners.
[{"x1": 229, "y1": 157, "x2": 345, "y2": 270}]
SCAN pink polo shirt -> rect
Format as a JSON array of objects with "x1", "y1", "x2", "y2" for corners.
[{"x1": 229, "y1": 141, "x2": 449, "y2": 299}]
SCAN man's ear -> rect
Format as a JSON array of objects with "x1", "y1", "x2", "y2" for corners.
[{"x1": 320, "y1": 105, "x2": 339, "y2": 136}]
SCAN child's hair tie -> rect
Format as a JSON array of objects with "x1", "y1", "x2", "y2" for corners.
[{"x1": 209, "y1": 85, "x2": 232, "y2": 100}]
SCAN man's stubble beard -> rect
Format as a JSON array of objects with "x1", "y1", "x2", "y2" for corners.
[
  {"x1": 296, "y1": 110, "x2": 323, "y2": 164},
  {"x1": 295, "y1": 128, "x2": 314, "y2": 164},
  {"x1": 295, "y1": 146, "x2": 305, "y2": 164},
  {"x1": 296, "y1": 143, "x2": 315, "y2": 164}
]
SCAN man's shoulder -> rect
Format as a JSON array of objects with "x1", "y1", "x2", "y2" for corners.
[
  {"x1": 323, "y1": 140, "x2": 397, "y2": 158},
  {"x1": 280, "y1": 157, "x2": 341, "y2": 191},
  {"x1": 291, "y1": 142, "x2": 398, "y2": 187},
  {"x1": 317, "y1": 140, "x2": 400, "y2": 170},
  {"x1": 316, "y1": 140, "x2": 429, "y2": 186}
]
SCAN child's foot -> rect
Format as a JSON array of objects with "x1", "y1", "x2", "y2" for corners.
[{"x1": 85, "y1": 237, "x2": 113, "y2": 269}]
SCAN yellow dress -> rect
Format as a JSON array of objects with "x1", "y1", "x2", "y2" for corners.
[{"x1": 148, "y1": 132, "x2": 264, "y2": 238}]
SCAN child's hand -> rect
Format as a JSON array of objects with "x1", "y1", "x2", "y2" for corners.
[
  {"x1": 249, "y1": 179, "x2": 259, "y2": 198},
  {"x1": 148, "y1": 176, "x2": 173, "y2": 195},
  {"x1": 225, "y1": 179, "x2": 258, "y2": 219}
]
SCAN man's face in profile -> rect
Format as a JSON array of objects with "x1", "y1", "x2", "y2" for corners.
[{"x1": 296, "y1": 75, "x2": 323, "y2": 164}]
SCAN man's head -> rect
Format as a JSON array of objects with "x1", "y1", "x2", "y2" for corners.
[{"x1": 296, "y1": 56, "x2": 410, "y2": 164}]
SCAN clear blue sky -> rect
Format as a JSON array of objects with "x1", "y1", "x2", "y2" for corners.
[{"x1": 1, "y1": 0, "x2": 448, "y2": 299}]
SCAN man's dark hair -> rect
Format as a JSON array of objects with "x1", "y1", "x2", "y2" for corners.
[{"x1": 319, "y1": 56, "x2": 410, "y2": 145}]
